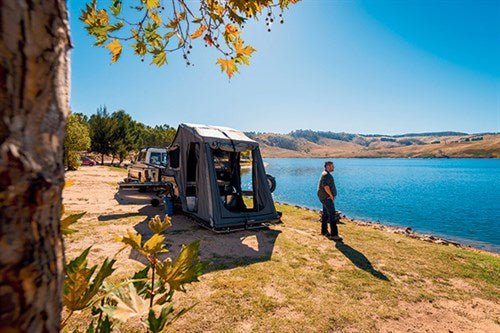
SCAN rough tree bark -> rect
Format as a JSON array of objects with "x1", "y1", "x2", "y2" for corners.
[{"x1": 0, "y1": 1, "x2": 70, "y2": 331}]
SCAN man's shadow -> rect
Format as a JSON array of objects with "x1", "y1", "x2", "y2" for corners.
[{"x1": 335, "y1": 242, "x2": 389, "y2": 281}]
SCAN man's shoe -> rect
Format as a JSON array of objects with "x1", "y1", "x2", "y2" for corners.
[
  {"x1": 321, "y1": 232, "x2": 331, "y2": 237},
  {"x1": 330, "y1": 235, "x2": 343, "y2": 242}
]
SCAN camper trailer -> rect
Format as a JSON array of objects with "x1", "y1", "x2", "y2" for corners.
[{"x1": 166, "y1": 123, "x2": 280, "y2": 231}]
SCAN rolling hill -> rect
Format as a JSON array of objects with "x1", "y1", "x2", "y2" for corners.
[{"x1": 245, "y1": 131, "x2": 500, "y2": 158}]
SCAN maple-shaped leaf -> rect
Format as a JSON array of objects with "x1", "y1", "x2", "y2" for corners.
[
  {"x1": 224, "y1": 24, "x2": 239, "y2": 39},
  {"x1": 64, "y1": 248, "x2": 116, "y2": 312},
  {"x1": 216, "y1": 58, "x2": 238, "y2": 78},
  {"x1": 105, "y1": 39, "x2": 122, "y2": 63},
  {"x1": 234, "y1": 38, "x2": 255, "y2": 57},
  {"x1": 119, "y1": 230, "x2": 145, "y2": 255},
  {"x1": 156, "y1": 240, "x2": 204, "y2": 292},
  {"x1": 119, "y1": 229, "x2": 167, "y2": 257},
  {"x1": 151, "y1": 50, "x2": 167, "y2": 66},
  {"x1": 190, "y1": 25, "x2": 207, "y2": 39}
]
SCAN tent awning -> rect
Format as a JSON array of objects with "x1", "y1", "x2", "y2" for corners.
[{"x1": 181, "y1": 123, "x2": 258, "y2": 151}]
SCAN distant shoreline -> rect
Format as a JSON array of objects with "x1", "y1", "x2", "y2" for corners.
[{"x1": 263, "y1": 156, "x2": 499, "y2": 159}]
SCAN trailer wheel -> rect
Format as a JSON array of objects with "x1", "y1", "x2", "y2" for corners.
[{"x1": 266, "y1": 174, "x2": 276, "y2": 193}]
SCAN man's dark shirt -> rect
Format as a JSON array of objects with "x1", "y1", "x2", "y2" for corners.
[{"x1": 317, "y1": 170, "x2": 337, "y2": 201}]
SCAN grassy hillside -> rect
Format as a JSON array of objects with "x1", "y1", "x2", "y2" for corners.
[{"x1": 246, "y1": 131, "x2": 500, "y2": 158}]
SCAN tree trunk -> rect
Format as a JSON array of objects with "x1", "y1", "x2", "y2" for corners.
[
  {"x1": 101, "y1": 154, "x2": 104, "y2": 165},
  {"x1": 110, "y1": 155, "x2": 115, "y2": 166},
  {"x1": 0, "y1": 1, "x2": 70, "y2": 332}
]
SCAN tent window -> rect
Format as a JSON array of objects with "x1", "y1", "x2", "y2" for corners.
[
  {"x1": 169, "y1": 146, "x2": 180, "y2": 169},
  {"x1": 212, "y1": 148, "x2": 257, "y2": 212},
  {"x1": 186, "y1": 143, "x2": 199, "y2": 182},
  {"x1": 185, "y1": 143, "x2": 199, "y2": 211}
]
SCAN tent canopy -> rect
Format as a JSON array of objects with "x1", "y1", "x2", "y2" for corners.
[
  {"x1": 168, "y1": 123, "x2": 279, "y2": 231},
  {"x1": 178, "y1": 123, "x2": 258, "y2": 152}
]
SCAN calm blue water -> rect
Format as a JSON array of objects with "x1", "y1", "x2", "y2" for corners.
[{"x1": 244, "y1": 158, "x2": 500, "y2": 252}]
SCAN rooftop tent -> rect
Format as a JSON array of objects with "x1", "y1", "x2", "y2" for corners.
[{"x1": 168, "y1": 123, "x2": 280, "y2": 230}]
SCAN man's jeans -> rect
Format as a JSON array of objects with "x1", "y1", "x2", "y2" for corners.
[{"x1": 321, "y1": 198, "x2": 338, "y2": 236}]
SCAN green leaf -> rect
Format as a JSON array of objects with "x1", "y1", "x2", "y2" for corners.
[
  {"x1": 64, "y1": 248, "x2": 116, "y2": 311},
  {"x1": 156, "y1": 240, "x2": 204, "y2": 292},
  {"x1": 110, "y1": 0, "x2": 122, "y2": 16},
  {"x1": 132, "y1": 266, "x2": 150, "y2": 295},
  {"x1": 133, "y1": 41, "x2": 148, "y2": 56},
  {"x1": 151, "y1": 50, "x2": 167, "y2": 67},
  {"x1": 147, "y1": 306, "x2": 173, "y2": 333},
  {"x1": 86, "y1": 320, "x2": 95, "y2": 333},
  {"x1": 61, "y1": 212, "x2": 86, "y2": 235},
  {"x1": 97, "y1": 316, "x2": 112, "y2": 333}
]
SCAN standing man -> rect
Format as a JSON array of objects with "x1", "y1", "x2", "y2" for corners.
[{"x1": 317, "y1": 161, "x2": 343, "y2": 241}]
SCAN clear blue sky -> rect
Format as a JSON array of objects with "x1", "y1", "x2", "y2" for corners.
[{"x1": 69, "y1": 0, "x2": 500, "y2": 134}]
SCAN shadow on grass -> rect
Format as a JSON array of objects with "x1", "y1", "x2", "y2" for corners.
[
  {"x1": 113, "y1": 189, "x2": 154, "y2": 206},
  {"x1": 335, "y1": 242, "x2": 389, "y2": 281},
  {"x1": 100, "y1": 190, "x2": 281, "y2": 274},
  {"x1": 132, "y1": 212, "x2": 281, "y2": 274}
]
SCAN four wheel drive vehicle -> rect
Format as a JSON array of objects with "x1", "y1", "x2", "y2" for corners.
[
  {"x1": 127, "y1": 147, "x2": 168, "y2": 183},
  {"x1": 80, "y1": 156, "x2": 96, "y2": 166}
]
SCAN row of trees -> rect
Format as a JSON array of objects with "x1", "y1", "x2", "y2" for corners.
[{"x1": 64, "y1": 106, "x2": 176, "y2": 169}]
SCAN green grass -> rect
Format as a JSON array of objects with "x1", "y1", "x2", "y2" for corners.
[{"x1": 168, "y1": 204, "x2": 499, "y2": 332}]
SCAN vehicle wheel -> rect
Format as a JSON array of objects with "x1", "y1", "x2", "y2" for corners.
[
  {"x1": 151, "y1": 198, "x2": 160, "y2": 207},
  {"x1": 266, "y1": 174, "x2": 276, "y2": 193}
]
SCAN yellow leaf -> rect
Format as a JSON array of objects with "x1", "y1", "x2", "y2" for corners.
[
  {"x1": 143, "y1": 234, "x2": 167, "y2": 254},
  {"x1": 234, "y1": 38, "x2": 255, "y2": 57},
  {"x1": 97, "y1": 9, "x2": 109, "y2": 25},
  {"x1": 119, "y1": 230, "x2": 144, "y2": 255},
  {"x1": 150, "y1": 11, "x2": 162, "y2": 25},
  {"x1": 216, "y1": 58, "x2": 238, "y2": 78},
  {"x1": 105, "y1": 39, "x2": 122, "y2": 63},
  {"x1": 225, "y1": 24, "x2": 239, "y2": 38},
  {"x1": 190, "y1": 25, "x2": 207, "y2": 39},
  {"x1": 144, "y1": 0, "x2": 159, "y2": 10},
  {"x1": 148, "y1": 215, "x2": 172, "y2": 234}
]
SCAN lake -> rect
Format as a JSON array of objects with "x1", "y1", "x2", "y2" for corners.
[{"x1": 244, "y1": 158, "x2": 500, "y2": 252}]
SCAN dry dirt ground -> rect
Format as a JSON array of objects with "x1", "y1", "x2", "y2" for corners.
[{"x1": 63, "y1": 166, "x2": 500, "y2": 333}]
